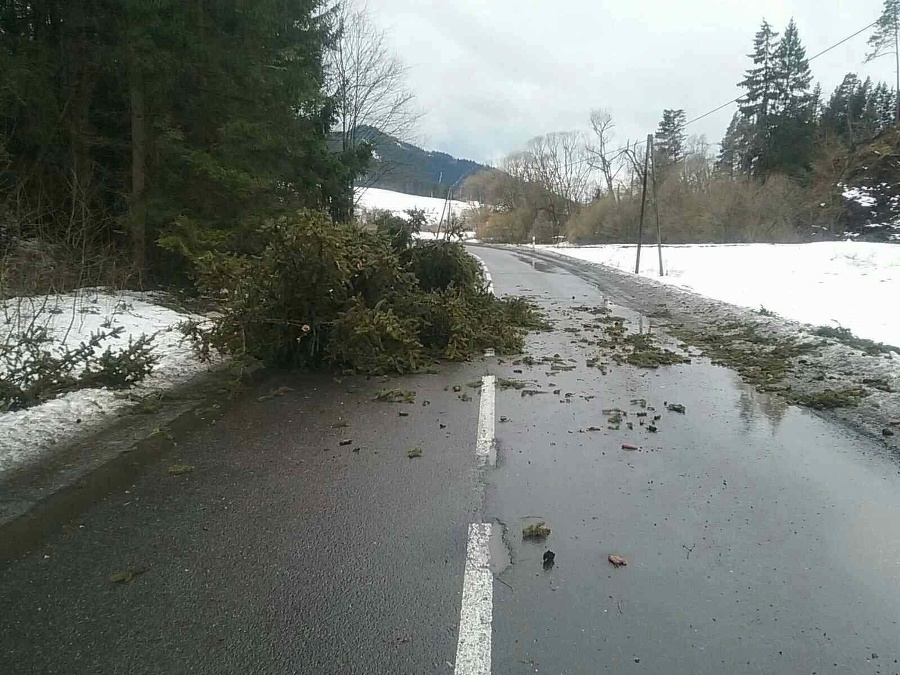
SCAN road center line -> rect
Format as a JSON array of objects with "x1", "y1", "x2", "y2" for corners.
[
  {"x1": 475, "y1": 375, "x2": 495, "y2": 467},
  {"x1": 454, "y1": 522, "x2": 493, "y2": 675}
]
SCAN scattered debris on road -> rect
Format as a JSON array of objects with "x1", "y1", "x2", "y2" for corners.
[
  {"x1": 667, "y1": 403, "x2": 686, "y2": 414},
  {"x1": 339, "y1": 439, "x2": 353, "y2": 446},
  {"x1": 374, "y1": 388, "x2": 416, "y2": 403},
  {"x1": 407, "y1": 448, "x2": 423, "y2": 459},
  {"x1": 257, "y1": 386, "x2": 293, "y2": 402},
  {"x1": 523, "y1": 522, "x2": 551, "y2": 540},
  {"x1": 108, "y1": 567, "x2": 148, "y2": 583},
  {"x1": 168, "y1": 464, "x2": 195, "y2": 476},
  {"x1": 608, "y1": 554, "x2": 628, "y2": 568},
  {"x1": 543, "y1": 550, "x2": 556, "y2": 569},
  {"x1": 621, "y1": 443, "x2": 638, "y2": 451}
]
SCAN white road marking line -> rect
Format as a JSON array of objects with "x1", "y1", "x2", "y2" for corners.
[
  {"x1": 454, "y1": 522, "x2": 493, "y2": 675},
  {"x1": 475, "y1": 375, "x2": 495, "y2": 467}
]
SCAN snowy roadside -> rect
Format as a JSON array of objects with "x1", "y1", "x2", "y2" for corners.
[
  {"x1": 496, "y1": 245, "x2": 900, "y2": 445},
  {"x1": 536, "y1": 241, "x2": 900, "y2": 348},
  {"x1": 0, "y1": 290, "x2": 216, "y2": 476}
]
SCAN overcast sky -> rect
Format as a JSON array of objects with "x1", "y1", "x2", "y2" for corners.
[{"x1": 364, "y1": 0, "x2": 895, "y2": 165}]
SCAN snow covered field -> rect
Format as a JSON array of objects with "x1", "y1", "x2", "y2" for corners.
[
  {"x1": 538, "y1": 241, "x2": 900, "y2": 347},
  {"x1": 0, "y1": 290, "x2": 210, "y2": 474},
  {"x1": 354, "y1": 186, "x2": 475, "y2": 225}
]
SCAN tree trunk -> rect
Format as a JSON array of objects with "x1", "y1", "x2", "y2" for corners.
[
  {"x1": 895, "y1": 25, "x2": 899, "y2": 126},
  {"x1": 130, "y1": 69, "x2": 147, "y2": 275}
]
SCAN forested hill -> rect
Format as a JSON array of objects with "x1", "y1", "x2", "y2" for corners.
[{"x1": 350, "y1": 126, "x2": 487, "y2": 198}]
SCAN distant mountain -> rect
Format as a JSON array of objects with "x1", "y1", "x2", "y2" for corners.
[{"x1": 352, "y1": 126, "x2": 487, "y2": 198}]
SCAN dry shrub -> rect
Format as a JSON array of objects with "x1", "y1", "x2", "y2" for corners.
[
  {"x1": 565, "y1": 174, "x2": 839, "y2": 244},
  {"x1": 474, "y1": 208, "x2": 534, "y2": 243}
]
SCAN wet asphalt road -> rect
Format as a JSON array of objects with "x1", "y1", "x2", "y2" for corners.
[
  {"x1": 0, "y1": 366, "x2": 489, "y2": 674},
  {"x1": 2, "y1": 245, "x2": 900, "y2": 674},
  {"x1": 475, "y1": 246, "x2": 900, "y2": 675}
]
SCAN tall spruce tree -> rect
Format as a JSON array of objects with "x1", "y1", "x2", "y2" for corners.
[
  {"x1": 773, "y1": 20, "x2": 813, "y2": 114},
  {"x1": 866, "y1": 0, "x2": 900, "y2": 125},
  {"x1": 655, "y1": 109, "x2": 687, "y2": 170},
  {"x1": 737, "y1": 20, "x2": 780, "y2": 175},
  {"x1": 767, "y1": 19, "x2": 815, "y2": 176}
]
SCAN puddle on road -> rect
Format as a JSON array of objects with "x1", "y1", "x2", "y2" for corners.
[{"x1": 512, "y1": 253, "x2": 560, "y2": 274}]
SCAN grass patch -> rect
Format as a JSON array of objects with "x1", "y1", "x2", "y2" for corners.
[
  {"x1": 588, "y1": 319, "x2": 689, "y2": 371},
  {"x1": 672, "y1": 322, "x2": 815, "y2": 391},
  {"x1": 813, "y1": 326, "x2": 898, "y2": 356},
  {"x1": 624, "y1": 334, "x2": 691, "y2": 369},
  {"x1": 790, "y1": 388, "x2": 867, "y2": 409}
]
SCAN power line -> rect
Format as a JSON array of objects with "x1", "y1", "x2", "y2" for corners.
[
  {"x1": 556, "y1": 18, "x2": 880, "y2": 170},
  {"x1": 682, "y1": 18, "x2": 879, "y2": 130}
]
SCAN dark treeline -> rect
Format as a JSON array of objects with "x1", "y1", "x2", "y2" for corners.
[{"x1": 0, "y1": 0, "x2": 369, "y2": 288}]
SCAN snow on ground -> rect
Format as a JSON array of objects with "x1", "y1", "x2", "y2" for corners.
[
  {"x1": 537, "y1": 241, "x2": 900, "y2": 347},
  {"x1": 355, "y1": 187, "x2": 475, "y2": 225},
  {"x1": 0, "y1": 290, "x2": 211, "y2": 474},
  {"x1": 414, "y1": 230, "x2": 476, "y2": 241}
]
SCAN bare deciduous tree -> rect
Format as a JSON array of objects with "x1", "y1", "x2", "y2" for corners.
[
  {"x1": 500, "y1": 132, "x2": 593, "y2": 239},
  {"x1": 586, "y1": 109, "x2": 624, "y2": 203},
  {"x1": 326, "y1": 1, "x2": 421, "y2": 158}
]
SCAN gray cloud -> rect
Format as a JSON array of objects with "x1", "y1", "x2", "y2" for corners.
[{"x1": 367, "y1": 0, "x2": 894, "y2": 164}]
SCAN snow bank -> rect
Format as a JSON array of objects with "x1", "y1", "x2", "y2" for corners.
[
  {"x1": 538, "y1": 242, "x2": 900, "y2": 347},
  {"x1": 414, "y1": 230, "x2": 476, "y2": 242},
  {"x1": 0, "y1": 290, "x2": 211, "y2": 474},
  {"x1": 355, "y1": 187, "x2": 475, "y2": 225}
]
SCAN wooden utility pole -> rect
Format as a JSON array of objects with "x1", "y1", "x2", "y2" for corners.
[
  {"x1": 634, "y1": 134, "x2": 652, "y2": 275},
  {"x1": 649, "y1": 136, "x2": 664, "y2": 276}
]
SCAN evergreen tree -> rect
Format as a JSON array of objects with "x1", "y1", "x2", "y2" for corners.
[
  {"x1": 716, "y1": 112, "x2": 751, "y2": 177},
  {"x1": 773, "y1": 19, "x2": 813, "y2": 115},
  {"x1": 866, "y1": 0, "x2": 900, "y2": 126},
  {"x1": 764, "y1": 19, "x2": 815, "y2": 176},
  {"x1": 0, "y1": 0, "x2": 370, "y2": 280},
  {"x1": 874, "y1": 82, "x2": 897, "y2": 129},
  {"x1": 810, "y1": 83, "x2": 823, "y2": 123},
  {"x1": 737, "y1": 20, "x2": 780, "y2": 175},
  {"x1": 655, "y1": 109, "x2": 687, "y2": 170},
  {"x1": 821, "y1": 74, "x2": 893, "y2": 143},
  {"x1": 739, "y1": 20, "x2": 781, "y2": 121},
  {"x1": 821, "y1": 73, "x2": 863, "y2": 139}
]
